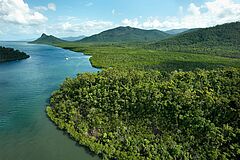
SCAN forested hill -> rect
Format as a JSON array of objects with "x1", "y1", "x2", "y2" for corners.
[
  {"x1": 30, "y1": 33, "x2": 66, "y2": 45},
  {"x1": 150, "y1": 22, "x2": 240, "y2": 57},
  {"x1": 80, "y1": 26, "x2": 171, "y2": 43},
  {"x1": 0, "y1": 46, "x2": 30, "y2": 62}
]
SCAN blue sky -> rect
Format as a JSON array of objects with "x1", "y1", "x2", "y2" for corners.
[{"x1": 0, "y1": 0, "x2": 240, "y2": 40}]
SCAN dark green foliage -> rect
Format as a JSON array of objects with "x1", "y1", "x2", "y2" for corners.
[
  {"x1": 41, "y1": 23, "x2": 240, "y2": 160},
  {"x1": 30, "y1": 33, "x2": 66, "y2": 45},
  {"x1": 150, "y1": 22, "x2": 240, "y2": 58},
  {"x1": 43, "y1": 21, "x2": 240, "y2": 159},
  {"x1": 53, "y1": 42, "x2": 240, "y2": 71},
  {"x1": 80, "y1": 26, "x2": 171, "y2": 43},
  {"x1": 47, "y1": 68, "x2": 240, "y2": 160},
  {"x1": 0, "y1": 46, "x2": 30, "y2": 62}
]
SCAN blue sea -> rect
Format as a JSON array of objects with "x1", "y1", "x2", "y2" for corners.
[{"x1": 0, "y1": 42, "x2": 99, "y2": 160}]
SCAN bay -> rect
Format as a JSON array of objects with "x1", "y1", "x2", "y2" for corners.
[{"x1": 0, "y1": 42, "x2": 99, "y2": 160}]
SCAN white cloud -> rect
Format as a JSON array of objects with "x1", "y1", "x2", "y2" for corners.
[
  {"x1": 0, "y1": 17, "x2": 114, "y2": 40},
  {"x1": 120, "y1": 0, "x2": 240, "y2": 30},
  {"x1": 35, "y1": 3, "x2": 56, "y2": 12},
  {"x1": 53, "y1": 20, "x2": 114, "y2": 36},
  {"x1": 143, "y1": 17, "x2": 162, "y2": 28},
  {"x1": 188, "y1": 3, "x2": 201, "y2": 15},
  {"x1": 122, "y1": 18, "x2": 139, "y2": 28},
  {"x1": 0, "y1": 0, "x2": 47, "y2": 25},
  {"x1": 48, "y1": 3, "x2": 56, "y2": 11},
  {"x1": 183, "y1": 0, "x2": 240, "y2": 28},
  {"x1": 1, "y1": 0, "x2": 240, "y2": 40},
  {"x1": 34, "y1": 6, "x2": 48, "y2": 12}
]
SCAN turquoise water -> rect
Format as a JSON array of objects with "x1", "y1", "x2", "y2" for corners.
[{"x1": 0, "y1": 42, "x2": 99, "y2": 160}]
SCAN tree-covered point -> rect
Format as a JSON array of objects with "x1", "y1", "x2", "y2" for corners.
[
  {"x1": 0, "y1": 46, "x2": 30, "y2": 62},
  {"x1": 47, "y1": 68, "x2": 240, "y2": 160}
]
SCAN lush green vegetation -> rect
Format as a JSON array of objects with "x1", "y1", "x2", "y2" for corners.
[
  {"x1": 38, "y1": 21, "x2": 240, "y2": 159},
  {"x1": 47, "y1": 68, "x2": 240, "y2": 159},
  {"x1": 0, "y1": 46, "x2": 30, "y2": 62},
  {"x1": 31, "y1": 22, "x2": 240, "y2": 59},
  {"x1": 53, "y1": 42, "x2": 240, "y2": 71},
  {"x1": 30, "y1": 33, "x2": 66, "y2": 45},
  {"x1": 30, "y1": 22, "x2": 240, "y2": 71},
  {"x1": 79, "y1": 26, "x2": 171, "y2": 43},
  {"x1": 150, "y1": 22, "x2": 240, "y2": 58}
]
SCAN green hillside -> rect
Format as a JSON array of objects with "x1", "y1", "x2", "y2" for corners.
[
  {"x1": 80, "y1": 26, "x2": 171, "y2": 43},
  {"x1": 30, "y1": 33, "x2": 66, "y2": 45},
  {"x1": 150, "y1": 22, "x2": 240, "y2": 57},
  {"x1": 0, "y1": 46, "x2": 30, "y2": 62}
]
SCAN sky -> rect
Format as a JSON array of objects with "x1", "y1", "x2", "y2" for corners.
[{"x1": 0, "y1": 0, "x2": 240, "y2": 40}]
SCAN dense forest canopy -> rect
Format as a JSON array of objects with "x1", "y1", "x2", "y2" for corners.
[
  {"x1": 149, "y1": 22, "x2": 240, "y2": 58},
  {"x1": 41, "y1": 21, "x2": 240, "y2": 160},
  {"x1": 0, "y1": 46, "x2": 30, "y2": 62},
  {"x1": 51, "y1": 42, "x2": 240, "y2": 71},
  {"x1": 47, "y1": 68, "x2": 240, "y2": 159}
]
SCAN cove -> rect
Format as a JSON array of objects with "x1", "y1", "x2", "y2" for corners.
[{"x1": 0, "y1": 42, "x2": 99, "y2": 160}]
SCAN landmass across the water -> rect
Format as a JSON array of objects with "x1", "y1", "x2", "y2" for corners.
[
  {"x1": 31, "y1": 22, "x2": 240, "y2": 71},
  {"x1": 0, "y1": 46, "x2": 30, "y2": 63}
]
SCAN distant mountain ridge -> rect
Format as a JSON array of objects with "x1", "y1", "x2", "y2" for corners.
[
  {"x1": 79, "y1": 26, "x2": 171, "y2": 43},
  {"x1": 30, "y1": 22, "x2": 240, "y2": 59},
  {"x1": 164, "y1": 28, "x2": 189, "y2": 35},
  {"x1": 61, "y1": 36, "x2": 86, "y2": 41},
  {"x1": 30, "y1": 33, "x2": 66, "y2": 44}
]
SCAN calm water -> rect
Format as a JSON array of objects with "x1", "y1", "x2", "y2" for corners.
[{"x1": 0, "y1": 42, "x2": 99, "y2": 160}]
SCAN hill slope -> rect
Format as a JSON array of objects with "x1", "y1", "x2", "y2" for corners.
[
  {"x1": 150, "y1": 22, "x2": 240, "y2": 57},
  {"x1": 30, "y1": 33, "x2": 66, "y2": 45},
  {"x1": 80, "y1": 26, "x2": 171, "y2": 43}
]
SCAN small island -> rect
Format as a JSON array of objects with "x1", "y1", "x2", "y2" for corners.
[{"x1": 0, "y1": 46, "x2": 30, "y2": 63}]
